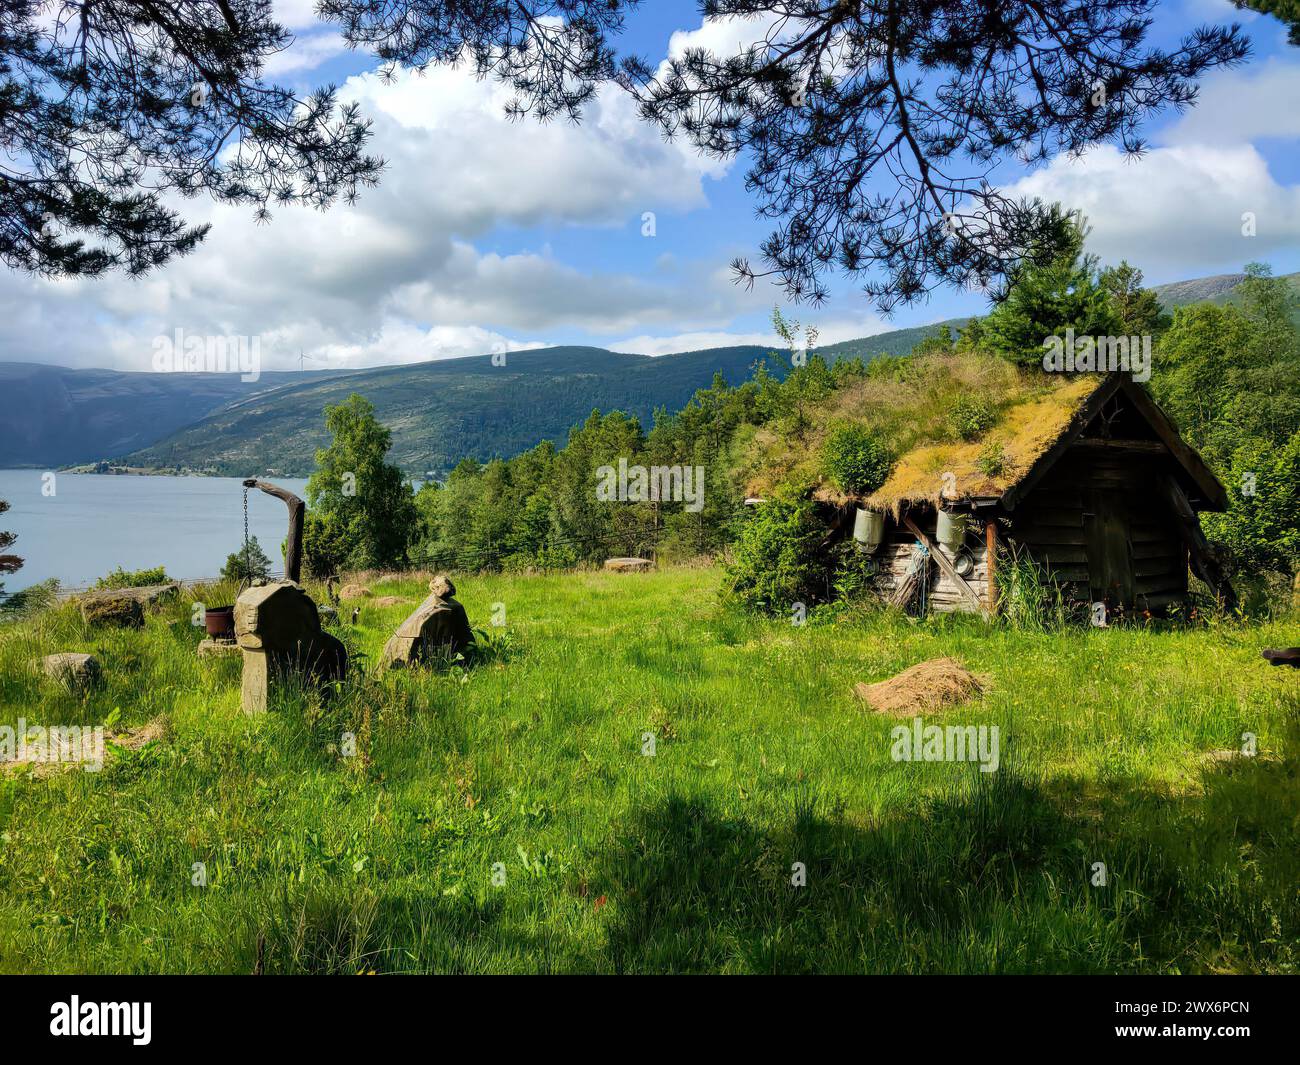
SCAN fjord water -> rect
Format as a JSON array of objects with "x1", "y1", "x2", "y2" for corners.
[{"x1": 0, "y1": 471, "x2": 310, "y2": 593}]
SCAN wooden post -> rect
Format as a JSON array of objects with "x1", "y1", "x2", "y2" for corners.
[
  {"x1": 243, "y1": 479, "x2": 305, "y2": 584},
  {"x1": 985, "y1": 519, "x2": 999, "y2": 617},
  {"x1": 1160, "y1": 476, "x2": 1237, "y2": 611}
]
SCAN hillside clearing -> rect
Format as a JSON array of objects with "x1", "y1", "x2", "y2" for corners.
[{"x1": 0, "y1": 566, "x2": 1297, "y2": 974}]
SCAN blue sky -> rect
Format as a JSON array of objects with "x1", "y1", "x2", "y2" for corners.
[{"x1": 2, "y1": 0, "x2": 1298, "y2": 371}]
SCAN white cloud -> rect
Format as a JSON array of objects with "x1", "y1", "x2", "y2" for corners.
[
  {"x1": 0, "y1": 62, "x2": 742, "y2": 372},
  {"x1": 1164, "y1": 59, "x2": 1300, "y2": 146},
  {"x1": 993, "y1": 57, "x2": 1300, "y2": 280},
  {"x1": 262, "y1": 31, "x2": 349, "y2": 77},
  {"x1": 610, "y1": 311, "x2": 894, "y2": 357},
  {"x1": 1001, "y1": 143, "x2": 1300, "y2": 277},
  {"x1": 273, "y1": 0, "x2": 327, "y2": 31},
  {"x1": 316, "y1": 321, "x2": 541, "y2": 368},
  {"x1": 665, "y1": 12, "x2": 782, "y2": 64},
  {"x1": 612, "y1": 330, "x2": 777, "y2": 356}
]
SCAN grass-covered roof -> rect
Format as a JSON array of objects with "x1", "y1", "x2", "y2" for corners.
[{"x1": 742, "y1": 353, "x2": 1102, "y2": 514}]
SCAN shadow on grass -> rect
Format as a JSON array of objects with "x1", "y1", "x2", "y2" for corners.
[{"x1": 593, "y1": 706, "x2": 1300, "y2": 974}]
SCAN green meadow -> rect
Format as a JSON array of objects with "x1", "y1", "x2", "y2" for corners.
[{"x1": 0, "y1": 566, "x2": 1297, "y2": 974}]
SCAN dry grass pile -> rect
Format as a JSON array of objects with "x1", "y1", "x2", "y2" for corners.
[{"x1": 854, "y1": 657, "x2": 987, "y2": 716}]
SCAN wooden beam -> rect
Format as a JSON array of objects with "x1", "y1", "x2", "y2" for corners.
[
  {"x1": 902, "y1": 514, "x2": 987, "y2": 617},
  {"x1": 1160, "y1": 475, "x2": 1237, "y2": 610},
  {"x1": 985, "y1": 519, "x2": 999, "y2": 617},
  {"x1": 1069, "y1": 438, "x2": 1166, "y2": 455},
  {"x1": 1121, "y1": 381, "x2": 1229, "y2": 511}
]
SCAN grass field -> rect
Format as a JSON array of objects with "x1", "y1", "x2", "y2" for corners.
[{"x1": 1, "y1": 566, "x2": 1297, "y2": 974}]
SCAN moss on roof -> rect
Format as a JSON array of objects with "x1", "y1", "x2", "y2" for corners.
[{"x1": 741, "y1": 353, "x2": 1103, "y2": 514}]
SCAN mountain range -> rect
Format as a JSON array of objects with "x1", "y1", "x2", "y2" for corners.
[{"x1": 0, "y1": 270, "x2": 1293, "y2": 476}]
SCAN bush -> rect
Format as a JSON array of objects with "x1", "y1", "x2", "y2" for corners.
[
  {"x1": 95, "y1": 565, "x2": 169, "y2": 589},
  {"x1": 948, "y1": 395, "x2": 997, "y2": 441},
  {"x1": 0, "y1": 577, "x2": 60, "y2": 619},
  {"x1": 822, "y1": 424, "x2": 894, "y2": 495},
  {"x1": 725, "y1": 498, "x2": 828, "y2": 615},
  {"x1": 303, "y1": 513, "x2": 351, "y2": 579},
  {"x1": 1203, "y1": 430, "x2": 1300, "y2": 578},
  {"x1": 976, "y1": 442, "x2": 1008, "y2": 479}
]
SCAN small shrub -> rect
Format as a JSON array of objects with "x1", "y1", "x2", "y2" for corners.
[
  {"x1": 95, "y1": 565, "x2": 169, "y2": 589},
  {"x1": 725, "y1": 498, "x2": 828, "y2": 614},
  {"x1": 822, "y1": 424, "x2": 894, "y2": 496},
  {"x1": 866, "y1": 354, "x2": 911, "y2": 382},
  {"x1": 976, "y1": 441, "x2": 1008, "y2": 479},
  {"x1": 948, "y1": 395, "x2": 997, "y2": 441},
  {"x1": 0, "y1": 577, "x2": 60, "y2": 619},
  {"x1": 222, "y1": 535, "x2": 273, "y2": 583},
  {"x1": 997, "y1": 550, "x2": 1078, "y2": 630},
  {"x1": 910, "y1": 324, "x2": 956, "y2": 356},
  {"x1": 830, "y1": 541, "x2": 880, "y2": 603}
]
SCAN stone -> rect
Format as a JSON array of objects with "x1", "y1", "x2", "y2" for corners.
[
  {"x1": 318, "y1": 604, "x2": 339, "y2": 625},
  {"x1": 234, "y1": 581, "x2": 347, "y2": 713},
  {"x1": 41, "y1": 653, "x2": 102, "y2": 693},
  {"x1": 81, "y1": 582, "x2": 180, "y2": 608},
  {"x1": 80, "y1": 594, "x2": 145, "y2": 628},
  {"x1": 604, "y1": 557, "x2": 654, "y2": 573},
  {"x1": 197, "y1": 638, "x2": 241, "y2": 659},
  {"x1": 372, "y1": 595, "x2": 404, "y2": 608},
  {"x1": 339, "y1": 584, "x2": 372, "y2": 600},
  {"x1": 380, "y1": 575, "x2": 475, "y2": 669}
]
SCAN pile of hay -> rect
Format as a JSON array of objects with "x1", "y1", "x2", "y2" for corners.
[{"x1": 854, "y1": 657, "x2": 986, "y2": 716}]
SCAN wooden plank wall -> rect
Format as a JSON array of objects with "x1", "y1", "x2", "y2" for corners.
[
  {"x1": 870, "y1": 518, "x2": 990, "y2": 613},
  {"x1": 1010, "y1": 449, "x2": 1188, "y2": 608}
]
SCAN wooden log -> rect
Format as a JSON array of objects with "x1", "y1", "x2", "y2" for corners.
[
  {"x1": 244, "y1": 479, "x2": 305, "y2": 584},
  {"x1": 1070, "y1": 438, "x2": 1167, "y2": 455},
  {"x1": 889, "y1": 566, "x2": 924, "y2": 609},
  {"x1": 1263, "y1": 648, "x2": 1300, "y2": 668},
  {"x1": 1019, "y1": 507, "x2": 1086, "y2": 528},
  {"x1": 1032, "y1": 545, "x2": 1089, "y2": 565},
  {"x1": 1132, "y1": 541, "x2": 1181, "y2": 560}
]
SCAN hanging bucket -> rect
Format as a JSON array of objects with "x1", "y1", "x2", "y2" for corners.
[
  {"x1": 935, "y1": 509, "x2": 967, "y2": 553},
  {"x1": 852, "y1": 507, "x2": 885, "y2": 553}
]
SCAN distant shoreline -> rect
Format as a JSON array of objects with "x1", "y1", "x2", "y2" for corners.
[{"x1": 56, "y1": 464, "x2": 310, "y2": 478}]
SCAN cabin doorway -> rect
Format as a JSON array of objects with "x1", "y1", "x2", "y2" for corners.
[{"x1": 1083, "y1": 489, "x2": 1135, "y2": 606}]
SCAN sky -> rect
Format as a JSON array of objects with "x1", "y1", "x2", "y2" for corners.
[{"x1": 2, "y1": 0, "x2": 1299, "y2": 373}]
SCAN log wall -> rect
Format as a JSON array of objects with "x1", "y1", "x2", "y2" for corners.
[{"x1": 1010, "y1": 447, "x2": 1189, "y2": 609}]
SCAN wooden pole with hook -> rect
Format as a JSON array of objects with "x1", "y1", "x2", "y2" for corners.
[{"x1": 242, "y1": 479, "x2": 305, "y2": 584}]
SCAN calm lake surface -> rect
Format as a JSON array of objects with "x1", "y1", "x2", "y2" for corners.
[{"x1": 0, "y1": 470, "x2": 311, "y2": 593}]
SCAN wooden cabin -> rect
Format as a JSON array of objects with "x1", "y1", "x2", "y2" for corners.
[{"x1": 826, "y1": 374, "x2": 1234, "y2": 616}]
